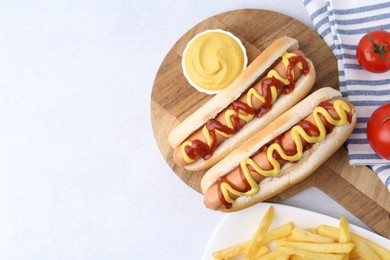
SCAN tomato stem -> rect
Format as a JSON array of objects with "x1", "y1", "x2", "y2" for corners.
[
  {"x1": 380, "y1": 116, "x2": 390, "y2": 126},
  {"x1": 368, "y1": 34, "x2": 390, "y2": 61}
]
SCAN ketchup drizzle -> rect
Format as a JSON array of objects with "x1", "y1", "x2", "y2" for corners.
[
  {"x1": 257, "y1": 77, "x2": 286, "y2": 117},
  {"x1": 286, "y1": 55, "x2": 310, "y2": 85}
]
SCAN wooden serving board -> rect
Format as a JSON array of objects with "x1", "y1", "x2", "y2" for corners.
[{"x1": 150, "y1": 9, "x2": 390, "y2": 238}]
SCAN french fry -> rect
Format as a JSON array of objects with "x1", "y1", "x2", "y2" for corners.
[
  {"x1": 262, "y1": 222, "x2": 294, "y2": 244},
  {"x1": 317, "y1": 224, "x2": 390, "y2": 259},
  {"x1": 290, "y1": 255, "x2": 304, "y2": 260},
  {"x1": 305, "y1": 228, "x2": 317, "y2": 234},
  {"x1": 212, "y1": 244, "x2": 270, "y2": 260},
  {"x1": 317, "y1": 224, "x2": 339, "y2": 238},
  {"x1": 245, "y1": 206, "x2": 274, "y2": 258},
  {"x1": 247, "y1": 245, "x2": 270, "y2": 260},
  {"x1": 254, "y1": 250, "x2": 289, "y2": 260},
  {"x1": 349, "y1": 248, "x2": 360, "y2": 259},
  {"x1": 276, "y1": 246, "x2": 345, "y2": 260},
  {"x1": 290, "y1": 228, "x2": 336, "y2": 243},
  {"x1": 276, "y1": 240, "x2": 354, "y2": 254},
  {"x1": 354, "y1": 240, "x2": 381, "y2": 260},
  {"x1": 339, "y1": 216, "x2": 351, "y2": 243},
  {"x1": 212, "y1": 241, "x2": 249, "y2": 259},
  {"x1": 353, "y1": 236, "x2": 390, "y2": 259},
  {"x1": 338, "y1": 215, "x2": 351, "y2": 260}
]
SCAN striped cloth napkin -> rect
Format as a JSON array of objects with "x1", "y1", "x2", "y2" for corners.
[{"x1": 303, "y1": 0, "x2": 390, "y2": 191}]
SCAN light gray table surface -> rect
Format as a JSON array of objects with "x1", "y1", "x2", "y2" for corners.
[{"x1": 0, "y1": 1, "x2": 372, "y2": 259}]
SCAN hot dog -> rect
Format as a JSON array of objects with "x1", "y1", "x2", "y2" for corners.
[
  {"x1": 200, "y1": 87, "x2": 357, "y2": 212},
  {"x1": 168, "y1": 36, "x2": 316, "y2": 171}
]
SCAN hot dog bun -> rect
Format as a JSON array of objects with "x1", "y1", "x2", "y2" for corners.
[
  {"x1": 201, "y1": 87, "x2": 357, "y2": 212},
  {"x1": 168, "y1": 36, "x2": 316, "y2": 171}
]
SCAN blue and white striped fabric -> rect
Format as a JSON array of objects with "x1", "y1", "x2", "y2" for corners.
[{"x1": 303, "y1": 0, "x2": 390, "y2": 191}]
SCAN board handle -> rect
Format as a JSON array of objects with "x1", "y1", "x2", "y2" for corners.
[{"x1": 268, "y1": 165, "x2": 390, "y2": 239}]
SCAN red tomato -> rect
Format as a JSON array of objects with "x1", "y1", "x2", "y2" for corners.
[
  {"x1": 356, "y1": 30, "x2": 390, "y2": 73},
  {"x1": 366, "y1": 103, "x2": 390, "y2": 160}
]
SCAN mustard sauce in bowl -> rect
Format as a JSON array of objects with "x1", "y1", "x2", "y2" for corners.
[{"x1": 182, "y1": 29, "x2": 247, "y2": 94}]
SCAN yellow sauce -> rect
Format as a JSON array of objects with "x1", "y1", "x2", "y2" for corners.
[
  {"x1": 182, "y1": 30, "x2": 247, "y2": 94},
  {"x1": 220, "y1": 100, "x2": 353, "y2": 204},
  {"x1": 181, "y1": 51, "x2": 303, "y2": 164}
]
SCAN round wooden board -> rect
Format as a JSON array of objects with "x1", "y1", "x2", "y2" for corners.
[{"x1": 150, "y1": 9, "x2": 339, "y2": 193}]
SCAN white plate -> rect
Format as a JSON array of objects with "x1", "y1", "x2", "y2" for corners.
[{"x1": 202, "y1": 203, "x2": 389, "y2": 260}]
